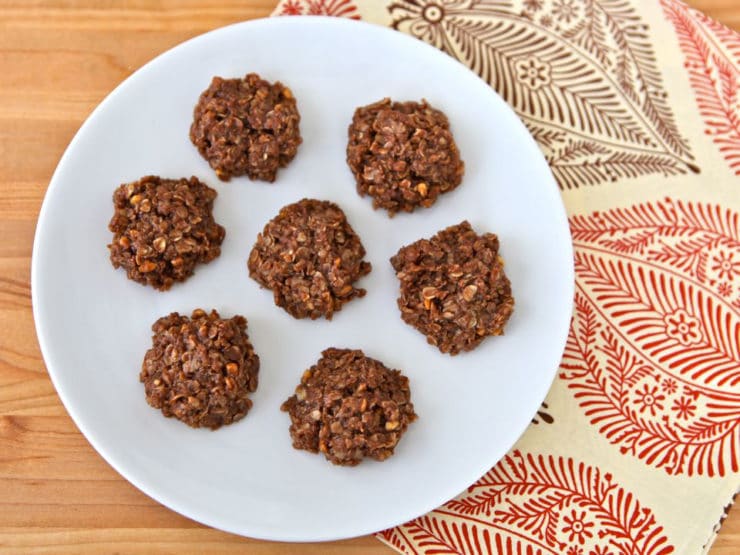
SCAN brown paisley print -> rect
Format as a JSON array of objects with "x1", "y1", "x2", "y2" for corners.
[{"x1": 389, "y1": 0, "x2": 699, "y2": 189}]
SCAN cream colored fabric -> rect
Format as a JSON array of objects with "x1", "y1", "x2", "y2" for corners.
[{"x1": 273, "y1": 1, "x2": 739, "y2": 553}]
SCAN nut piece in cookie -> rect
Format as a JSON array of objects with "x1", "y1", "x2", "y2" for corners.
[
  {"x1": 281, "y1": 348, "x2": 417, "y2": 466},
  {"x1": 140, "y1": 309, "x2": 260, "y2": 429},
  {"x1": 346, "y1": 98, "x2": 464, "y2": 216},
  {"x1": 390, "y1": 221, "x2": 514, "y2": 355},
  {"x1": 248, "y1": 198, "x2": 372, "y2": 320},
  {"x1": 108, "y1": 175, "x2": 225, "y2": 291},
  {"x1": 190, "y1": 73, "x2": 301, "y2": 182}
]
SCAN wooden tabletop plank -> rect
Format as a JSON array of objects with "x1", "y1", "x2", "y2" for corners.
[
  {"x1": 0, "y1": 1, "x2": 736, "y2": 553},
  {"x1": 689, "y1": 0, "x2": 740, "y2": 29}
]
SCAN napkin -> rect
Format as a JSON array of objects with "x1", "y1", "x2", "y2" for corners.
[{"x1": 273, "y1": 1, "x2": 739, "y2": 553}]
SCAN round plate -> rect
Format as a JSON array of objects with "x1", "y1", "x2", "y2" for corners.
[{"x1": 32, "y1": 16, "x2": 574, "y2": 542}]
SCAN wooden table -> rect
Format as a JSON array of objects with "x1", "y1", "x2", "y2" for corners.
[{"x1": 0, "y1": 1, "x2": 736, "y2": 553}]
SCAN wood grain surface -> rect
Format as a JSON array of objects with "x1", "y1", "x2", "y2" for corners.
[{"x1": 0, "y1": 1, "x2": 737, "y2": 553}]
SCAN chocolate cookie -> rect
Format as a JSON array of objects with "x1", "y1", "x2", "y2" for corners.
[
  {"x1": 190, "y1": 73, "x2": 301, "y2": 182},
  {"x1": 346, "y1": 98, "x2": 464, "y2": 216},
  {"x1": 140, "y1": 309, "x2": 260, "y2": 429},
  {"x1": 248, "y1": 199, "x2": 371, "y2": 320},
  {"x1": 281, "y1": 348, "x2": 417, "y2": 466},
  {"x1": 108, "y1": 175, "x2": 225, "y2": 291},
  {"x1": 391, "y1": 221, "x2": 514, "y2": 355}
]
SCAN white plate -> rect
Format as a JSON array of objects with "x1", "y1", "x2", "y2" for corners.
[{"x1": 32, "y1": 16, "x2": 573, "y2": 542}]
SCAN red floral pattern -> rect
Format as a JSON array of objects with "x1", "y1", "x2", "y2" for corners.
[
  {"x1": 672, "y1": 396, "x2": 697, "y2": 420},
  {"x1": 563, "y1": 199, "x2": 740, "y2": 476},
  {"x1": 277, "y1": 0, "x2": 360, "y2": 19},
  {"x1": 562, "y1": 510, "x2": 594, "y2": 544},
  {"x1": 663, "y1": 308, "x2": 703, "y2": 346},
  {"x1": 662, "y1": 0, "x2": 740, "y2": 175},
  {"x1": 712, "y1": 251, "x2": 740, "y2": 280},
  {"x1": 634, "y1": 384, "x2": 666, "y2": 417},
  {"x1": 379, "y1": 451, "x2": 675, "y2": 554}
]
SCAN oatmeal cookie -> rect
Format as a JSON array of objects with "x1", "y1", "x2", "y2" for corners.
[
  {"x1": 390, "y1": 221, "x2": 514, "y2": 355},
  {"x1": 346, "y1": 98, "x2": 464, "y2": 215},
  {"x1": 248, "y1": 199, "x2": 371, "y2": 320},
  {"x1": 108, "y1": 175, "x2": 225, "y2": 291},
  {"x1": 190, "y1": 73, "x2": 301, "y2": 182},
  {"x1": 281, "y1": 348, "x2": 417, "y2": 466},
  {"x1": 140, "y1": 309, "x2": 260, "y2": 429}
]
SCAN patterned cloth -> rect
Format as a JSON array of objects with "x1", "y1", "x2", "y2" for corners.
[{"x1": 274, "y1": 1, "x2": 739, "y2": 553}]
